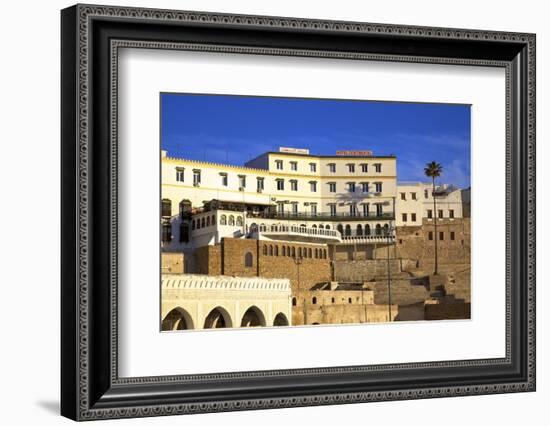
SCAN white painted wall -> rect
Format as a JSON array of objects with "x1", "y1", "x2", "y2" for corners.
[{"x1": 0, "y1": 1, "x2": 547, "y2": 426}]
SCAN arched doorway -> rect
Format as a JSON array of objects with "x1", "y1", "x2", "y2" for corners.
[
  {"x1": 240, "y1": 306, "x2": 267, "y2": 327},
  {"x1": 273, "y1": 313, "x2": 289, "y2": 326},
  {"x1": 162, "y1": 307, "x2": 194, "y2": 331},
  {"x1": 204, "y1": 307, "x2": 233, "y2": 329}
]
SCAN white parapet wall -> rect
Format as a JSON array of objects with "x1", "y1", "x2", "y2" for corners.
[{"x1": 161, "y1": 274, "x2": 292, "y2": 331}]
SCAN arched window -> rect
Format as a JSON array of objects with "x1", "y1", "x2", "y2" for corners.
[
  {"x1": 282, "y1": 246, "x2": 286, "y2": 256},
  {"x1": 312, "y1": 297, "x2": 317, "y2": 305},
  {"x1": 376, "y1": 224, "x2": 382, "y2": 235},
  {"x1": 201, "y1": 217, "x2": 206, "y2": 228},
  {"x1": 244, "y1": 252, "x2": 253, "y2": 267},
  {"x1": 318, "y1": 224, "x2": 324, "y2": 229},
  {"x1": 236, "y1": 216, "x2": 243, "y2": 226},
  {"x1": 228, "y1": 215, "x2": 235, "y2": 226},
  {"x1": 345, "y1": 224, "x2": 352, "y2": 236},
  {"x1": 325, "y1": 225, "x2": 331, "y2": 230},
  {"x1": 298, "y1": 247, "x2": 302, "y2": 258},
  {"x1": 211, "y1": 215, "x2": 216, "y2": 225},
  {"x1": 206, "y1": 216, "x2": 211, "y2": 226},
  {"x1": 308, "y1": 248, "x2": 312, "y2": 258},
  {"x1": 269, "y1": 245, "x2": 274, "y2": 256},
  {"x1": 274, "y1": 245, "x2": 279, "y2": 256},
  {"x1": 315, "y1": 248, "x2": 319, "y2": 259},
  {"x1": 292, "y1": 297, "x2": 297, "y2": 306},
  {"x1": 348, "y1": 298, "x2": 352, "y2": 304},
  {"x1": 384, "y1": 224, "x2": 389, "y2": 235},
  {"x1": 323, "y1": 249, "x2": 327, "y2": 259},
  {"x1": 365, "y1": 224, "x2": 371, "y2": 235},
  {"x1": 220, "y1": 215, "x2": 227, "y2": 225},
  {"x1": 263, "y1": 245, "x2": 268, "y2": 255},
  {"x1": 312, "y1": 224, "x2": 317, "y2": 228},
  {"x1": 356, "y1": 224, "x2": 363, "y2": 236},
  {"x1": 161, "y1": 199, "x2": 172, "y2": 217},
  {"x1": 191, "y1": 220, "x2": 196, "y2": 230},
  {"x1": 337, "y1": 224, "x2": 344, "y2": 236}
]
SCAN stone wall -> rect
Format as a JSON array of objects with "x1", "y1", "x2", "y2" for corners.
[
  {"x1": 161, "y1": 252, "x2": 184, "y2": 274},
  {"x1": 194, "y1": 245, "x2": 222, "y2": 275},
  {"x1": 368, "y1": 279, "x2": 431, "y2": 305},
  {"x1": 292, "y1": 300, "x2": 398, "y2": 325},
  {"x1": 395, "y1": 218, "x2": 470, "y2": 267},
  {"x1": 333, "y1": 259, "x2": 401, "y2": 282}
]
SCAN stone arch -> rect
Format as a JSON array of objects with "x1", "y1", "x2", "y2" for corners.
[
  {"x1": 204, "y1": 306, "x2": 233, "y2": 329},
  {"x1": 244, "y1": 251, "x2": 253, "y2": 267},
  {"x1": 356, "y1": 224, "x2": 363, "y2": 236},
  {"x1": 365, "y1": 224, "x2": 371, "y2": 235},
  {"x1": 337, "y1": 224, "x2": 344, "y2": 236},
  {"x1": 273, "y1": 313, "x2": 289, "y2": 326},
  {"x1": 162, "y1": 307, "x2": 194, "y2": 331},
  {"x1": 240, "y1": 306, "x2": 267, "y2": 327},
  {"x1": 220, "y1": 214, "x2": 227, "y2": 225},
  {"x1": 345, "y1": 224, "x2": 352, "y2": 236},
  {"x1": 375, "y1": 224, "x2": 382, "y2": 235},
  {"x1": 228, "y1": 215, "x2": 235, "y2": 226}
]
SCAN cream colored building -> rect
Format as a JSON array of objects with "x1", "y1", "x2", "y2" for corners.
[
  {"x1": 395, "y1": 182, "x2": 466, "y2": 227},
  {"x1": 161, "y1": 274, "x2": 292, "y2": 330},
  {"x1": 161, "y1": 148, "x2": 397, "y2": 252}
]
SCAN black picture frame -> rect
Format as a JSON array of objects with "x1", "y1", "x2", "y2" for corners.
[{"x1": 61, "y1": 4, "x2": 536, "y2": 421}]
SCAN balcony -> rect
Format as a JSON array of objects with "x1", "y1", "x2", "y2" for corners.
[
  {"x1": 252, "y1": 224, "x2": 342, "y2": 244},
  {"x1": 246, "y1": 211, "x2": 395, "y2": 222},
  {"x1": 340, "y1": 235, "x2": 395, "y2": 244}
]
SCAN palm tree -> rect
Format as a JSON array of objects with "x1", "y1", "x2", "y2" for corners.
[{"x1": 424, "y1": 161, "x2": 443, "y2": 275}]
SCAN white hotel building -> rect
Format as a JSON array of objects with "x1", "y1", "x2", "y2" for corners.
[{"x1": 161, "y1": 148, "x2": 398, "y2": 253}]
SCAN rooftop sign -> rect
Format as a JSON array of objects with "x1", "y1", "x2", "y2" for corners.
[
  {"x1": 279, "y1": 147, "x2": 310, "y2": 155},
  {"x1": 336, "y1": 150, "x2": 374, "y2": 156}
]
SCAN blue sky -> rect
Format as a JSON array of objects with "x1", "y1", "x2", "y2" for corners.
[{"x1": 161, "y1": 93, "x2": 471, "y2": 188}]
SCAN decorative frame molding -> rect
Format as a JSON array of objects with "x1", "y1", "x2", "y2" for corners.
[{"x1": 61, "y1": 4, "x2": 535, "y2": 421}]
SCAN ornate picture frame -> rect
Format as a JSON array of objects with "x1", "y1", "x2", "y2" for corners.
[{"x1": 61, "y1": 4, "x2": 535, "y2": 420}]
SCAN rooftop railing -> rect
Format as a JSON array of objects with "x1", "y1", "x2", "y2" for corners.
[{"x1": 246, "y1": 211, "x2": 395, "y2": 221}]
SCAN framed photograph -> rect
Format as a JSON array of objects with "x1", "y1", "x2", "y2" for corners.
[{"x1": 61, "y1": 4, "x2": 536, "y2": 421}]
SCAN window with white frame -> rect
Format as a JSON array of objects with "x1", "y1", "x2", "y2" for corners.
[
  {"x1": 310, "y1": 203, "x2": 317, "y2": 215},
  {"x1": 362, "y1": 203, "x2": 370, "y2": 216},
  {"x1": 376, "y1": 203, "x2": 383, "y2": 216},
  {"x1": 347, "y1": 163, "x2": 355, "y2": 173},
  {"x1": 374, "y1": 182, "x2": 382, "y2": 193},
  {"x1": 309, "y1": 163, "x2": 317, "y2": 172},
  {"x1": 374, "y1": 163, "x2": 382, "y2": 173},
  {"x1": 291, "y1": 202, "x2": 298, "y2": 215},
  {"x1": 349, "y1": 203, "x2": 357, "y2": 216},
  {"x1": 290, "y1": 179, "x2": 298, "y2": 191},
  {"x1": 238, "y1": 175, "x2": 246, "y2": 188},
  {"x1": 347, "y1": 182, "x2": 356, "y2": 193},
  {"x1": 256, "y1": 177, "x2": 264, "y2": 191},
  {"x1": 176, "y1": 167, "x2": 185, "y2": 182},
  {"x1": 276, "y1": 179, "x2": 284, "y2": 190},
  {"x1": 290, "y1": 161, "x2": 298, "y2": 171},
  {"x1": 328, "y1": 203, "x2": 336, "y2": 216},
  {"x1": 192, "y1": 169, "x2": 201, "y2": 186},
  {"x1": 275, "y1": 160, "x2": 283, "y2": 170},
  {"x1": 220, "y1": 172, "x2": 228, "y2": 186},
  {"x1": 328, "y1": 163, "x2": 336, "y2": 173},
  {"x1": 328, "y1": 182, "x2": 336, "y2": 193},
  {"x1": 361, "y1": 182, "x2": 369, "y2": 193},
  {"x1": 277, "y1": 202, "x2": 285, "y2": 214},
  {"x1": 309, "y1": 181, "x2": 317, "y2": 192}
]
